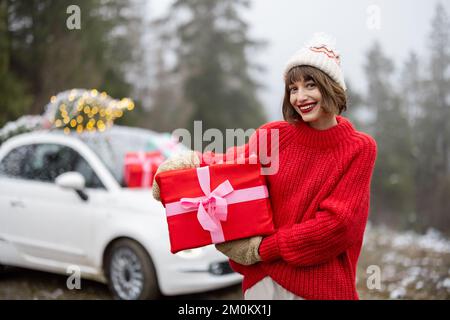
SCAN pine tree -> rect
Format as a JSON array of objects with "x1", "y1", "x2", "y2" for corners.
[
  {"x1": 364, "y1": 42, "x2": 415, "y2": 228},
  {"x1": 152, "y1": 0, "x2": 267, "y2": 146},
  {"x1": 414, "y1": 2, "x2": 450, "y2": 231},
  {"x1": 4, "y1": 0, "x2": 144, "y2": 118},
  {"x1": 140, "y1": 45, "x2": 190, "y2": 132},
  {"x1": 401, "y1": 52, "x2": 422, "y2": 126},
  {"x1": 0, "y1": 0, "x2": 31, "y2": 127},
  {"x1": 344, "y1": 80, "x2": 366, "y2": 132}
]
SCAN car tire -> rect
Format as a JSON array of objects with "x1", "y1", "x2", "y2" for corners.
[{"x1": 104, "y1": 239, "x2": 160, "y2": 300}]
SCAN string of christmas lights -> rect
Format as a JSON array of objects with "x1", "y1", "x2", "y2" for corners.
[{"x1": 43, "y1": 89, "x2": 135, "y2": 134}]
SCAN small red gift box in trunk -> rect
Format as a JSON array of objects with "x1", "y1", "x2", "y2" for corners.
[
  {"x1": 124, "y1": 151, "x2": 165, "y2": 188},
  {"x1": 155, "y1": 162, "x2": 274, "y2": 253}
]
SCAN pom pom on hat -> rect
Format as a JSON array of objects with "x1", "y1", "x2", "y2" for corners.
[{"x1": 284, "y1": 32, "x2": 347, "y2": 91}]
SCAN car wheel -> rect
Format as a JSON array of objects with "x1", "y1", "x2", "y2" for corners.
[{"x1": 105, "y1": 239, "x2": 160, "y2": 300}]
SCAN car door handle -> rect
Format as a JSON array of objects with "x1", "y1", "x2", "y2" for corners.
[{"x1": 10, "y1": 200, "x2": 25, "y2": 208}]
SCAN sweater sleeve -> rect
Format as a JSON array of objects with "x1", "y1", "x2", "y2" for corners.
[{"x1": 259, "y1": 137, "x2": 377, "y2": 267}]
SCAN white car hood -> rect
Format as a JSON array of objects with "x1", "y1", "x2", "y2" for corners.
[{"x1": 114, "y1": 188, "x2": 167, "y2": 216}]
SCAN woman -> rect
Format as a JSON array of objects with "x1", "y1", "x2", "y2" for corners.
[{"x1": 152, "y1": 34, "x2": 377, "y2": 300}]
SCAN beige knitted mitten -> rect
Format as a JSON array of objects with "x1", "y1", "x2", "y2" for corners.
[{"x1": 215, "y1": 236, "x2": 263, "y2": 266}]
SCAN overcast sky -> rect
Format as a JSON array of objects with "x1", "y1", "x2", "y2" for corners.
[{"x1": 148, "y1": 0, "x2": 449, "y2": 121}]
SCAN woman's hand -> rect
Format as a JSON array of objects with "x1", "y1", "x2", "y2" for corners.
[
  {"x1": 215, "y1": 236, "x2": 263, "y2": 266},
  {"x1": 152, "y1": 151, "x2": 200, "y2": 201}
]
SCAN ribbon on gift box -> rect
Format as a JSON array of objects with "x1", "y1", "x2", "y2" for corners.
[
  {"x1": 165, "y1": 166, "x2": 269, "y2": 243},
  {"x1": 124, "y1": 152, "x2": 157, "y2": 188}
]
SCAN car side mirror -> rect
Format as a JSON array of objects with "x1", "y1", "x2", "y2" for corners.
[{"x1": 55, "y1": 172, "x2": 89, "y2": 201}]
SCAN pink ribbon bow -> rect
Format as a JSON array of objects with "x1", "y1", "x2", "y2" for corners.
[
  {"x1": 179, "y1": 167, "x2": 234, "y2": 243},
  {"x1": 165, "y1": 166, "x2": 269, "y2": 244}
]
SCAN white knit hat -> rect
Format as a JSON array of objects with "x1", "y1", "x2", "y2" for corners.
[{"x1": 284, "y1": 33, "x2": 347, "y2": 91}]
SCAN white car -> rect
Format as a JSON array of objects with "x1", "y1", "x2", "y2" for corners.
[{"x1": 0, "y1": 126, "x2": 241, "y2": 300}]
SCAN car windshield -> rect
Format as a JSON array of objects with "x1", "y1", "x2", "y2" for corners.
[{"x1": 70, "y1": 126, "x2": 188, "y2": 187}]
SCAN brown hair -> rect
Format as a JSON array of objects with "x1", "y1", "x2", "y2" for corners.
[{"x1": 282, "y1": 65, "x2": 347, "y2": 123}]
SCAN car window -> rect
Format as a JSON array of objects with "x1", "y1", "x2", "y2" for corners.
[
  {"x1": 1, "y1": 143, "x2": 105, "y2": 189},
  {"x1": 0, "y1": 145, "x2": 34, "y2": 179},
  {"x1": 74, "y1": 154, "x2": 105, "y2": 189},
  {"x1": 22, "y1": 144, "x2": 77, "y2": 182}
]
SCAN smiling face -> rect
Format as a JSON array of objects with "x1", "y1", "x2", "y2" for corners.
[
  {"x1": 282, "y1": 65, "x2": 347, "y2": 130},
  {"x1": 288, "y1": 78, "x2": 327, "y2": 125}
]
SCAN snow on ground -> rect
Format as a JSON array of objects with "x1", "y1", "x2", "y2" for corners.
[{"x1": 358, "y1": 223, "x2": 450, "y2": 300}]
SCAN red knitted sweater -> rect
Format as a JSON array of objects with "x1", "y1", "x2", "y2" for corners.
[{"x1": 199, "y1": 116, "x2": 377, "y2": 300}]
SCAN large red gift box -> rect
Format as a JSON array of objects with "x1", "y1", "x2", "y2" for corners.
[
  {"x1": 155, "y1": 162, "x2": 274, "y2": 253},
  {"x1": 124, "y1": 151, "x2": 165, "y2": 188}
]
